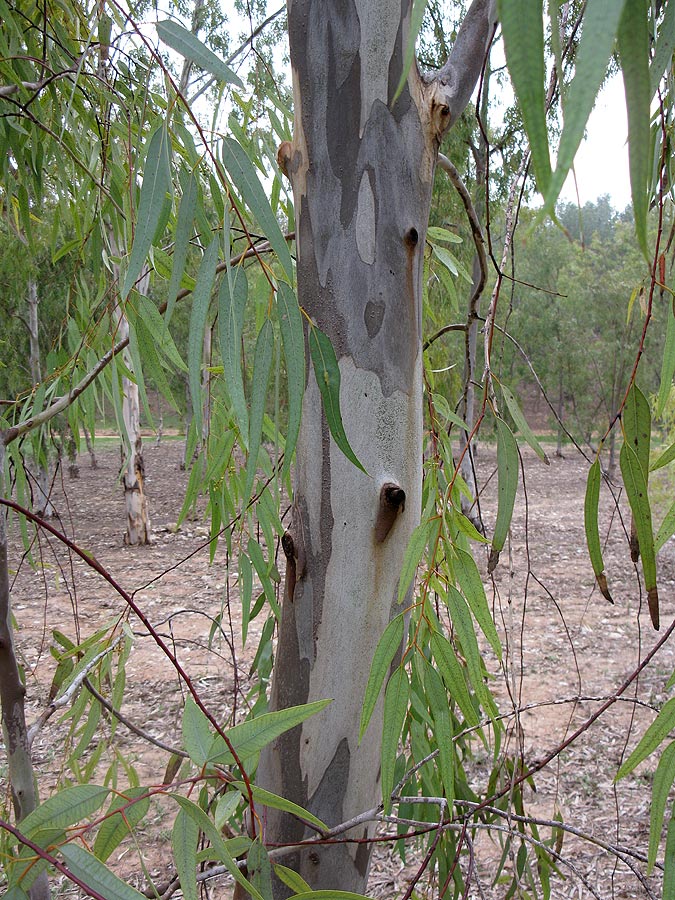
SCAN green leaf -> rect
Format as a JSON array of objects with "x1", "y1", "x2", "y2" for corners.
[
  {"x1": 233, "y1": 782, "x2": 328, "y2": 833},
  {"x1": 248, "y1": 838, "x2": 273, "y2": 899},
  {"x1": 657, "y1": 302, "x2": 675, "y2": 418},
  {"x1": 427, "y1": 226, "x2": 463, "y2": 244},
  {"x1": 209, "y1": 699, "x2": 332, "y2": 765},
  {"x1": 543, "y1": 0, "x2": 628, "y2": 215},
  {"x1": 424, "y1": 662, "x2": 454, "y2": 804},
  {"x1": 665, "y1": 810, "x2": 675, "y2": 900},
  {"x1": 430, "y1": 632, "x2": 480, "y2": 729},
  {"x1": 487, "y1": 418, "x2": 519, "y2": 574},
  {"x1": 655, "y1": 495, "x2": 675, "y2": 553},
  {"x1": 453, "y1": 546, "x2": 501, "y2": 659},
  {"x1": 276, "y1": 282, "x2": 305, "y2": 478},
  {"x1": 239, "y1": 553, "x2": 253, "y2": 646},
  {"x1": 244, "y1": 318, "x2": 274, "y2": 505},
  {"x1": 359, "y1": 614, "x2": 405, "y2": 742},
  {"x1": 20, "y1": 785, "x2": 109, "y2": 838},
  {"x1": 499, "y1": 0, "x2": 551, "y2": 193},
  {"x1": 391, "y1": 0, "x2": 427, "y2": 103},
  {"x1": 166, "y1": 170, "x2": 198, "y2": 324},
  {"x1": 273, "y1": 864, "x2": 312, "y2": 895},
  {"x1": 445, "y1": 586, "x2": 496, "y2": 720},
  {"x1": 156, "y1": 20, "x2": 243, "y2": 87},
  {"x1": 188, "y1": 240, "x2": 219, "y2": 437},
  {"x1": 501, "y1": 384, "x2": 549, "y2": 464},
  {"x1": 221, "y1": 137, "x2": 294, "y2": 282},
  {"x1": 218, "y1": 266, "x2": 249, "y2": 443},
  {"x1": 584, "y1": 459, "x2": 613, "y2": 602},
  {"x1": 616, "y1": 696, "x2": 675, "y2": 780},
  {"x1": 623, "y1": 383, "x2": 651, "y2": 476},
  {"x1": 60, "y1": 843, "x2": 146, "y2": 900},
  {"x1": 620, "y1": 441, "x2": 659, "y2": 628},
  {"x1": 182, "y1": 695, "x2": 214, "y2": 767},
  {"x1": 173, "y1": 808, "x2": 199, "y2": 900},
  {"x1": 308, "y1": 325, "x2": 366, "y2": 474},
  {"x1": 397, "y1": 518, "x2": 438, "y2": 604},
  {"x1": 172, "y1": 797, "x2": 264, "y2": 900},
  {"x1": 650, "y1": 0, "x2": 675, "y2": 99},
  {"x1": 93, "y1": 788, "x2": 149, "y2": 862},
  {"x1": 651, "y1": 439, "x2": 675, "y2": 472},
  {"x1": 122, "y1": 125, "x2": 172, "y2": 300},
  {"x1": 381, "y1": 667, "x2": 409, "y2": 813},
  {"x1": 648, "y1": 740, "x2": 675, "y2": 872},
  {"x1": 617, "y1": 0, "x2": 651, "y2": 256}
]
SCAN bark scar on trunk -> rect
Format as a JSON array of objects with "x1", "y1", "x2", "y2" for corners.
[
  {"x1": 282, "y1": 511, "x2": 306, "y2": 602},
  {"x1": 374, "y1": 482, "x2": 406, "y2": 543}
]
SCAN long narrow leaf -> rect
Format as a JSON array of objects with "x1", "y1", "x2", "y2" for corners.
[
  {"x1": 453, "y1": 546, "x2": 502, "y2": 659},
  {"x1": 430, "y1": 632, "x2": 481, "y2": 730},
  {"x1": 617, "y1": 0, "x2": 651, "y2": 255},
  {"x1": 188, "y1": 240, "x2": 219, "y2": 438},
  {"x1": 221, "y1": 137, "x2": 294, "y2": 282},
  {"x1": 501, "y1": 383, "x2": 549, "y2": 464},
  {"x1": 308, "y1": 325, "x2": 366, "y2": 474},
  {"x1": 616, "y1": 697, "x2": 675, "y2": 779},
  {"x1": 172, "y1": 809, "x2": 199, "y2": 900},
  {"x1": 657, "y1": 301, "x2": 675, "y2": 418},
  {"x1": 488, "y1": 418, "x2": 519, "y2": 574},
  {"x1": 499, "y1": 0, "x2": 551, "y2": 193},
  {"x1": 424, "y1": 662, "x2": 454, "y2": 803},
  {"x1": 648, "y1": 740, "x2": 675, "y2": 871},
  {"x1": 122, "y1": 126, "x2": 172, "y2": 300},
  {"x1": 156, "y1": 20, "x2": 243, "y2": 87},
  {"x1": 359, "y1": 614, "x2": 405, "y2": 741},
  {"x1": 218, "y1": 266, "x2": 249, "y2": 443},
  {"x1": 166, "y1": 170, "x2": 198, "y2": 323},
  {"x1": 60, "y1": 844, "x2": 146, "y2": 900},
  {"x1": 381, "y1": 667, "x2": 409, "y2": 813},
  {"x1": 208, "y1": 699, "x2": 332, "y2": 765},
  {"x1": 244, "y1": 318, "x2": 274, "y2": 505},
  {"x1": 276, "y1": 282, "x2": 305, "y2": 477},
  {"x1": 543, "y1": 0, "x2": 628, "y2": 215},
  {"x1": 584, "y1": 459, "x2": 613, "y2": 602},
  {"x1": 620, "y1": 441, "x2": 659, "y2": 628}
]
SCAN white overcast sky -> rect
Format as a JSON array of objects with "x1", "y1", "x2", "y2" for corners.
[{"x1": 558, "y1": 73, "x2": 631, "y2": 211}]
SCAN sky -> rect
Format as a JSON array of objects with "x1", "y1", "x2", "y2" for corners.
[{"x1": 558, "y1": 73, "x2": 631, "y2": 211}]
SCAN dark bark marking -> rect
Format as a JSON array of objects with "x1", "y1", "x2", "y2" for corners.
[
  {"x1": 355, "y1": 830, "x2": 370, "y2": 876},
  {"x1": 374, "y1": 482, "x2": 406, "y2": 543},
  {"x1": 364, "y1": 300, "x2": 385, "y2": 338},
  {"x1": 386, "y1": 6, "x2": 413, "y2": 122},
  {"x1": 405, "y1": 227, "x2": 419, "y2": 247}
]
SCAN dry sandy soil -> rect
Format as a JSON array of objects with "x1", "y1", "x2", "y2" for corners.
[{"x1": 5, "y1": 436, "x2": 675, "y2": 899}]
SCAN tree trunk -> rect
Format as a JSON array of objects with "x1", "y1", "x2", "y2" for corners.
[
  {"x1": 111, "y1": 256, "x2": 151, "y2": 545},
  {"x1": 556, "y1": 368, "x2": 564, "y2": 458},
  {"x1": 118, "y1": 318, "x2": 151, "y2": 545},
  {"x1": 27, "y1": 279, "x2": 55, "y2": 519},
  {"x1": 255, "y1": 3, "x2": 494, "y2": 895},
  {"x1": 84, "y1": 427, "x2": 98, "y2": 468},
  {"x1": 0, "y1": 445, "x2": 50, "y2": 900}
]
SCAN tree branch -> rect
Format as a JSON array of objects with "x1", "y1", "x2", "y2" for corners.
[{"x1": 431, "y1": 0, "x2": 497, "y2": 127}]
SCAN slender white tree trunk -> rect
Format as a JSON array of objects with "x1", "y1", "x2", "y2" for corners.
[
  {"x1": 27, "y1": 279, "x2": 55, "y2": 518},
  {"x1": 254, "y1": 3, "x2": 495, "y2": 895}
]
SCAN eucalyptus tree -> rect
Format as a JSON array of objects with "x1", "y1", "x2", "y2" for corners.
[{"x1": 2, "y1": 2, "x2": 675, "y2": 900}]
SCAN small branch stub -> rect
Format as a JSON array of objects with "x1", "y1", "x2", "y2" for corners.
[
  {"x1": 375, "y1": 483, "x2": 406, "y2": 543},
  {"x1": 277, "y1": 141, "x2": 292, "y2": 179}
]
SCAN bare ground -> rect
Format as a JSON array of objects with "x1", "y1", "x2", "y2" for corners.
[{"x1": 5, "y1": 436, "x2": 675, "y2": 899}]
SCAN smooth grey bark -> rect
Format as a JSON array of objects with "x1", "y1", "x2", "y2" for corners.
[
  {"x1": 255, "y1": 2, "x2": 495, "y2": 895},
  {"x1": 0, "y1": 446, "x2": 50, "y2": 900},
  {"x1": 110, "y1": 253, "x2": 151, "y2": 545},
  {"x1": 26, "y1": 279, "x2": 55, "y2": 518}
]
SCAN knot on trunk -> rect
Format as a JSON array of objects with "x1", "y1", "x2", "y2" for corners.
[{"x1": 374, "y1": 482, "x2": 406, "y2": 543}]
